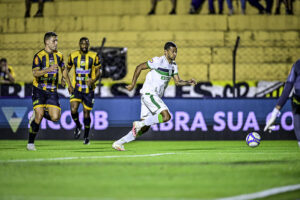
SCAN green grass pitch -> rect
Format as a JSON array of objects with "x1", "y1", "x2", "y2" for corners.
[{"x1": 0, "y1": 140, "x2": 299, "y2": 200}]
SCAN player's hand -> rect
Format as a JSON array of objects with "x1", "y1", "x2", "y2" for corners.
[
  {"x1": 188, "y1": 79, "x2": 197, "y2": 86},
  {"x1": 68, "y1": 86, "x2": 74, "y2": 94},
  {"x1": 61, "y1": 78, "x2": 66, "y2": 87},
  {"x1": 126, "y1": 84, "x2": 134, "y2": 91},
  {"x1": 264, "y1": 108, "x2": 281, "y2": 132},
  {"x1": 47, "y1": 64, "x2": 58, "y2": 72},
  {"x1": 86, "y1": 78, "x2": 93, "y2": 87}
]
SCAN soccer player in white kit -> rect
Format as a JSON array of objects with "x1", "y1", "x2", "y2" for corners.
[{"x1": 112, "y1": 42, "x2": 197, "y2": 151}]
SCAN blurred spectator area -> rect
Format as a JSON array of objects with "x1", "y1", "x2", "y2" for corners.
[{"x1": 0, "y1": 0, "x2": 299, "y2": 84}]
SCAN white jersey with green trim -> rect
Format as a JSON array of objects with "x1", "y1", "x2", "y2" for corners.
[{"x1": 140, "y1": 55, "x2": 178, "y2": 97}]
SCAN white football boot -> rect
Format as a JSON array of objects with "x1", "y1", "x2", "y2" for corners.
[
  {"x1": 27, "y1": 143, "x2": 36, "y2": 151},
  {"x1": 112, "y1": 142, "x2": 125, "y2": 151}
]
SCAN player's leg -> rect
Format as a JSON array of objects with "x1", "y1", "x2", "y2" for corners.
[
  {"x1": 27, "y1": 87, "x2": 46, "y2": 151},
  {"x1": 133, "y1": 94, "x2": 171, "y2": 135},
  {"x1": 70, "y1": 101, "x2": 81, "y2": 138},
  {"x1": 82, "y1": 92, "x2": 94, "y2": 145},
  {"x1": 27, "y1": 107, "x2": 44, "y2": 150},
  {"x1": 48, "y1": 106, "x2": 61, "y2": 122},
  {"x1": 169, "y1": 0, "x2": 177, "y2": 14},
  {"x1": 112, "y1": 96, "x2": 151, "y2": 151},
  {"x1": 148, "y1": 0, "x2": 158, "y2": 15},
  {"x1": 70, "y1": 90, "x2": 82, "y2": 139},
  {"x1": 34, "y1": 0, "x2": 44, "y2": 17},
  {"x1": 292, "y1": 97, "x2": 300, "y2": 147},
  {"x1": 82, "y1": 108, "x2": 91, "y2": 145},
  {"x1": 46, "y1": 92, "x2": 61, "y2": 122},
  {"x1": 25, "y1": 0, "x2": 32, "y2": 17}
]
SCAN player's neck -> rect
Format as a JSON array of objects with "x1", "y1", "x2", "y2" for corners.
[
  {"x1": 164, "y1": 55, "x2": 173, "y2": 64},
  {"x1": 44, "y1": 47, "x2": 53, "y2": 54},
  {"x1": 80, "y1": 50, "x2": 88, "y2": 54}
]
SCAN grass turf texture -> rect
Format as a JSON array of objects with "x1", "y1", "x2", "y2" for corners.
[{"x1": 0, "y1": 140, "x2": 299, "y2": 200}]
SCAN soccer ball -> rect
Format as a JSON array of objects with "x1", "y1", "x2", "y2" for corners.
[{"x1": 246, "y1": 132, "x2": 261, "y2": 147}]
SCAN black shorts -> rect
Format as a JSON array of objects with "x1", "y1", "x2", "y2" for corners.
[
  {"x1": 70, "y1": 89, "x2": 94, "y2": 110},
  {"x1": 32, "y1": 86, "x2": 61, "y2": 110}
]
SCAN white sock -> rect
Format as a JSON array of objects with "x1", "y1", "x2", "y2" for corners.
[
  {"x1": 118, "y1": 130, "x2": 135, "y2": 145},
  {"x1": 144, "y1": 113, "x2": 160, "y2": 126},
  {"x1": 298, "y1": 141, "x2": 300, "y2": 148}
]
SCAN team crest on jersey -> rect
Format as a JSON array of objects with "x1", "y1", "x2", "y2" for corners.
[
  {"x1": 49, "y1": 59, "x2": 55, "y2": 65},
  {"x1": 80, "y1": 61, "x2": 85, "y2": 67}
]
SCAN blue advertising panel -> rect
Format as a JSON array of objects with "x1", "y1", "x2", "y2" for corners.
[{"x1": 0, "y1": 98, "x2": 295, "y2": 140}]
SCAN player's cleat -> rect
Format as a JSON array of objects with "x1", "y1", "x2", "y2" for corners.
[
  {"x1": 83, "y1": 138, "x2": 90, "y2": 145},
  {"x1": 132, "y1": 121, "x2": 144, "y2": 137},
  {"x1": 74, "y1": 125, "x2": 82, "y2": 139},
  {"x1": 112, "y1": 142, "x2": 125, "y2": 151},
  {"x1": 29, "y1": 111, "x2": 35, "y2": 125},
  {"x1": 27, "y1": 143, "x2": 36, "y2": 151}
]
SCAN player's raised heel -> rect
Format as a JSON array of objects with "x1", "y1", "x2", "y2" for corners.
[
  {"x1": 112, "y1": 142, "x2": 125, "y2": 151},
  {"x1": 27, "y1": 143, "x2": 36, "y2": 151},
  {"x1": 74, "y1": 125, "x2": 82, "y2": 139}
]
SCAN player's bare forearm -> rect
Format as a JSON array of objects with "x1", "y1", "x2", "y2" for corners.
[
  {"x1": 92, "y1": 68, "x2": 100, "y2": 85},
  {"x1": 62, "y1": 67, "x2": 72, "y2": 87},
  {"x1": 130, "y1": 62, "x2": 148, "y2": 86},
  {"x1": 33, "y1": 64, "x2": 58, "y2": 78},
  {"x1": 32, "y1": 69, "x2": 50, "y2": 77},
  {"x1": 173, "y1": 74, "x2": 196, "y2": 86}
]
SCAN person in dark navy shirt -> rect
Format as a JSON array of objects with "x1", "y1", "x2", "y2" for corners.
[{"x1": 265, "y1": 59, "x2": 300, "y2": 147}]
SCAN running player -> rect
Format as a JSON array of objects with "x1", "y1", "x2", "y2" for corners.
[
  {"x1": 64, "y1": 37, "x2": 101, "y2": 145},
  {"x1": 112, "y1": 41, "x2": 196, "y2": 151},
  {"x1": 27, "y1": 32, "x2": 72, "y2": 151},
  {"x1": 264, "y1": 59, "x2": 300, "y2": 147}
]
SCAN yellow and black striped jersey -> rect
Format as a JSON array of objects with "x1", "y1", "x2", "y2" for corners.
[
  {"x1": 68, "y1": 50, "x2": 101, "y2": 93},
  {"x1": 32, "y1": 49, "x2": 64, "y2": 93}
]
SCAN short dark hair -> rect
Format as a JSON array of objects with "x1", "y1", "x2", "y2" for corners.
[
  {"x1": 79, "y1": 37, "x2": 89, "y2": 44},
  {"x1": 164, "y1": 41, "x2": 177, "y2": 50},
  {"x1": 44, "y1": 32, "x2": 57, "y2": 44},
  {"x1": 0, "y1": 58, "x2": 7, "y2": 63}
]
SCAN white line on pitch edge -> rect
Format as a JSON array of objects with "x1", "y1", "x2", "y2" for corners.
[
  {"x1": 0, "y1": 153, "x2": 176, "y2": 163},
  {"x1": 217, "y1": 183, "x2": 300, "y2": 200}
]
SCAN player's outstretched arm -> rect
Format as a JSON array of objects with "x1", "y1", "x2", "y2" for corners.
[
  {"x1": 173, "y1": 74, "x2": 197, "y2": 86},
  {"x1": 126, "y1": 62, "x2": 148, "y2": 91}
]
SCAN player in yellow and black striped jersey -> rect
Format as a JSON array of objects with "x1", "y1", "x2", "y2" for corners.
[
  {"x1": 63, "y1": 37, "x2": 101, "y2": 145},
  {"x1": 27, "y1": 32, "x2": 72, "y2": 151}
]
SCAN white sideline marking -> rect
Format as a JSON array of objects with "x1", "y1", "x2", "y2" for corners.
[
  {"x1": 217, "y1": 184, "x2": 300, "y2": 200},
  {"x1": 0, "y1": 153, "x2": 176, "y2": 163}
]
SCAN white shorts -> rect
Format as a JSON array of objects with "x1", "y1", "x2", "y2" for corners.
[{"x1": 140, "y1": 93, "x2": 169, "y2": 119}]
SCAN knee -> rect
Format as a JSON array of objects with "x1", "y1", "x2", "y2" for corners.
[
  {"x1": 35, "y1": 113, "x2": 44, "y2": 124},
  {"x1": 162, "y1": 112, "x2": 171, "y2": 122},
  {"x1": 51, "y1": 113, "x2": 60, "y2": 122}
]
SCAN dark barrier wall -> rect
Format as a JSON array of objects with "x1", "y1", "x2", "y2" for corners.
[{"x1": 0, "y1": 98, "x2": 295, "y2": 140}]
